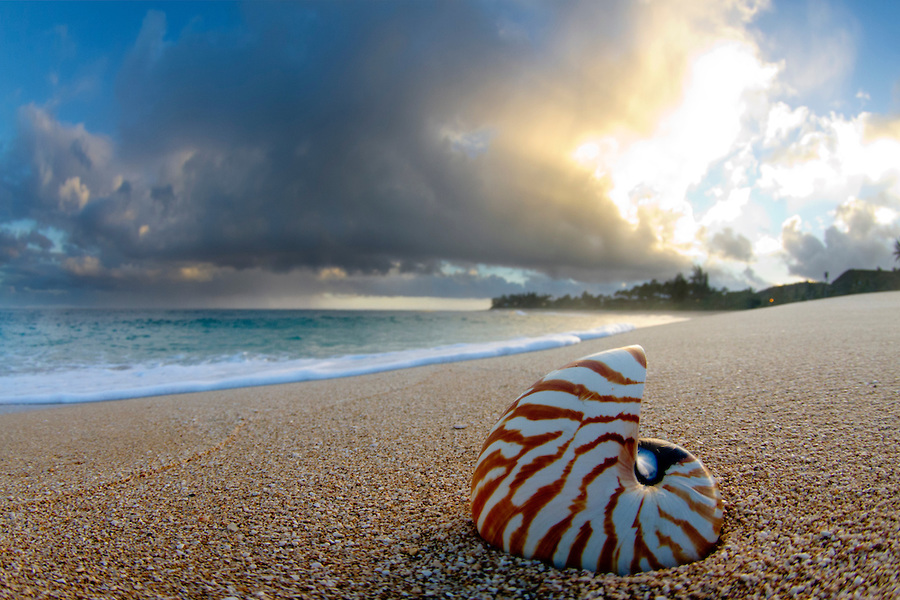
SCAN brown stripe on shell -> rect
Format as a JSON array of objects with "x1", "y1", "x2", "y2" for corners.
[
  {"x1": 596, "y1": 482, "x2": 626, "y2": 572},
  {"x1": 629, "y1": 496, "x2": 667, "y2": 574},
  {"x1": 658, "y1": 506, "x2": 717, "y2": 555},
  {"x1": 559, "y1": 358, "x2": 643, "y2": 387},
  {"x1": 580, "y1": 413, "x2": 639, "y2": 429},
  {"x1": 494, "y1": 395, "x2": 525, "y2": 424},
  {"x1": 565, "y1": 520, "x2": 595, "y2": 567},
  {"x1": 520, "y1": 379, "x2": 642, "y2": 404},
  {"x1": 664, "y1": 462, "x2": 713, "y2": 479},
  {"x1": 691, "y1": 485, "x2": 725, "y2": 503},
  {"x1": 664, "y1": 470, "x2": 713, "y2": 484},
  {"x1": 655, "y1": 527, "x2": 694, "y2": 565},
  {"x1": 503, "y1": 401, "x2": 584, "y2": 423},
  {"x1": 625, "y1": 346, "x2": 647, "y2": 368},
  {"x1": 659, "y1": 483, "x2": 723, "y2": 524}
]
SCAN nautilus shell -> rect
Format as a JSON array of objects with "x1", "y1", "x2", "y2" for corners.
[{"x1": 470, "y1": 345, "x2": 723, "y2": 574}]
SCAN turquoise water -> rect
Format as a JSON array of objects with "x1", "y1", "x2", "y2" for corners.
[{"x1": 0, "y1": 308, "x2": 660, "y2": 404}]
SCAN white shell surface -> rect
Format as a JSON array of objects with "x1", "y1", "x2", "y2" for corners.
[{"x1": 470, "y1": 345, "x2": 723, "y2": 574}]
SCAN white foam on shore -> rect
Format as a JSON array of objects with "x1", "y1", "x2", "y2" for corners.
[{"x1": 0, "y1": 323, "x2": 634, "y2": 405}]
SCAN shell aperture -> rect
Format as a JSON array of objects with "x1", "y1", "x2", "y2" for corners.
[
  {"x1": 470, "y1": 345, "x2": 723, "y2": 574},
  {"x1": 634, "y1": 445, "x2": 659, "y2": 484}
]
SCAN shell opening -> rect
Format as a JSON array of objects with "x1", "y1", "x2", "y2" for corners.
[
  {"x1": 635, "y1": 439, "x2": 690, "y2": 486},
  {"x1": 635, "y1": 446, "x2": 658, "y2": 484}
]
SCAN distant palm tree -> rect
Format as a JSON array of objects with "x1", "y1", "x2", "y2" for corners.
[{"x1": 895, "y1": 238, "x2": 900, "y2": 263}]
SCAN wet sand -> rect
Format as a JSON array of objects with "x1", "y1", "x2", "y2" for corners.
[{"x1": 1, "y1": 292, "x2": 898, "y2": 599}]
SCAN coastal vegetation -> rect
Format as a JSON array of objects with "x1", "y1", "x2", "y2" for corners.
[{"x1": 491, "y1": 266, "x2": 900, "y2": 311}]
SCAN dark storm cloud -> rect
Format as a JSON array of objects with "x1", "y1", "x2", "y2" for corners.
[
  {"x1": 0, "y1": 229, "x2": 49, "y2": 263},
  {"x1": 709, "y1": 227, "x2": 754, "y2": 261},
  {"x1": 1, "y1": 1, "x2": 697, "y2": 304},
  {"x1": 111, "y1": 3, "x2": 658, "y2": 272}
]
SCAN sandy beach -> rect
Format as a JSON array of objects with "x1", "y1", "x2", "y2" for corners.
[{"x1": 1, "y1": 292, "x2": 898, "y2": 599}]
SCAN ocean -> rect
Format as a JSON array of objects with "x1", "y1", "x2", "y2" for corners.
[{"x1": 0, "y1": 308, "x2": 683, "y2": 406}]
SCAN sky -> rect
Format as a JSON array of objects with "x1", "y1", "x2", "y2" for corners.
[{"x1": 1, "y1": 0, "x2": 899, "y2": 309}]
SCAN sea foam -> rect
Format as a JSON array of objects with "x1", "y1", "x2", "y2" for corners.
[{"x1": 0, "y1": 323, "x2": 634, "y2": 405}]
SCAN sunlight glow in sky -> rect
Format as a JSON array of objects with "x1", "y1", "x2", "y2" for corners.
[{"x1": 1, "y1": 0, "x2": 899, "y2": 308}]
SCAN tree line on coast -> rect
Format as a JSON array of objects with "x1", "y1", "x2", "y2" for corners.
[{"x1": 491, "y1": 266, "x2": 900, "y2": 311}]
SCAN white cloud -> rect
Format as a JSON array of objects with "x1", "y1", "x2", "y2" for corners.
[
  {"x1": 58, "y1": 176, "x2": 90, "y2": 212},
  {"x1": 763, "y1": 101, "x2": 809, "y2": 146},
  {"x1": 754, "y1": 234, "x2": 783, "y2": 256},
  {"x1": 758, "y1": 111, "x2": 900, "y2": 210},
  {"x1": 702, "y1": 187, "x2": 751, "y2": 226}
]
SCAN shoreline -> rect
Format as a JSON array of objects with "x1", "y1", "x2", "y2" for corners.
[
  {"x1": 1, "y1": 292, "x2": 898, "y2": 598},
  {"x1": 0, "y1": 310, "x2": 698, "y2": 411}
]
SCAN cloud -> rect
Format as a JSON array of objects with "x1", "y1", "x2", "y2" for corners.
[
  {"x1": 709, "y1": 227, "x2": 755, "y2": 261},
  {"x1": 2, "y1": 0, "x2": 895, "y2": 307},
  {"x1": 748, "y1": 87, "x2": 900, "y2": 287},
  {"x1": 0, "y1": 228, "x2": 52, "y2": 264},
  {"x1": 781, "y1": 199, "x2": 900, "y2": 280},
  {"x1": 763, "y1": 101, "x2": 809, "y2": 147},
  {"x1": 58, "y1": 176, "x2": 90, "y2": 212},
  {"x1": 702, "y1": 187, "x2": 752, "y2": 226},
  {"x1": 3, "y1": 104, "x2": 114, "y2": 221},
  {"x1": 63, "y1": 254, "x2": 102, "y2": 277},
  {"x1": 8, "y1": 1, "x2": 769, "y2": 305},
  {"x1": 758, "y1": 110, "x2": 900, "y2": 218}
]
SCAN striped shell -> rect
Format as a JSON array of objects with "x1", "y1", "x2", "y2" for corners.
[{"x1": 470, "y1": 345, "x2": 723, "y2": 574}]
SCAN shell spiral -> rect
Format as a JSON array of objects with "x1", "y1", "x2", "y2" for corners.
[{"x1": 470, "y1": 345, "x2": 723, "y2": 575}]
